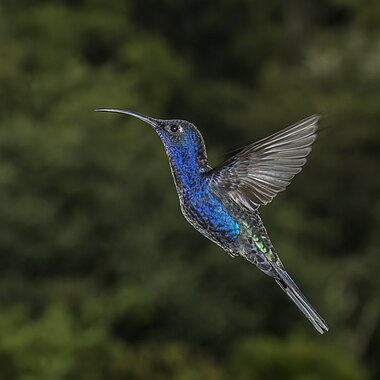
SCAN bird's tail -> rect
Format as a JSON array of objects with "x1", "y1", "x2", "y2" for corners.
[{"x1": 274, "y1": 266, "x2": 328, "y2": 334}]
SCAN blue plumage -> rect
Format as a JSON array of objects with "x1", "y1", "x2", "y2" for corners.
[
  {"x1": 96, "y1": 108, "x2": 328, "y2": 334},
  {"x1": 157, "y1": 122, "x2": 240, "y2": 244}
]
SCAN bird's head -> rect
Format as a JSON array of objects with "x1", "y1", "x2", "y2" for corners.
[{"x1": 96, "y1": 108, "x2": 208, "y2": 172}]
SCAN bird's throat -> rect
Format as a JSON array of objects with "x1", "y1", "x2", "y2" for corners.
[{"x1": 167, "y1": 150, "x2": 206, "y2": 193}]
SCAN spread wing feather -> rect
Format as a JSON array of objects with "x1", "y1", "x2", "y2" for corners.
[{"x1": 207, "y1": 116, "x2": 319, "y2": 211}]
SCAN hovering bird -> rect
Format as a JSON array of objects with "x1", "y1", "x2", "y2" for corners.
[{"x1": 96, "y1": 108, "x2": 328, "y2": 334}]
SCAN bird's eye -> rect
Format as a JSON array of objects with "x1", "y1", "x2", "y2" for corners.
[{"x1": 170, "y1": 124, "x2": 179, "y2": 133}]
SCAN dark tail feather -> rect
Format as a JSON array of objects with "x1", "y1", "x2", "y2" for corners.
[{"x1": 274, "y1": 268, "x2": 328, "y2": 334}]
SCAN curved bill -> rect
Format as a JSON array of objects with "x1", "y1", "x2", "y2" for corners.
[{"x1": 95, "y1": 108, "x2": 159, "y2": 128}]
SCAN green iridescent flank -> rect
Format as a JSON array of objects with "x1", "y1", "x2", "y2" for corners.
[
  {"x1": 267, "y1": 249, "x2": 276, "y2": 262},
  {"x1": 244, "y1": 226, "x2": 277, "y2": 263},
  {"x1": 242, "y1": 221, "x2": 251, "y2": 233},
  {"x1": 252, "y1": 234, "x2": 267, "y2": 253}
]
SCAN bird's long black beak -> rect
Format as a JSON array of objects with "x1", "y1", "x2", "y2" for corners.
[{"x1": 95, "y1": 108, "x2": 159, "y2": 128}]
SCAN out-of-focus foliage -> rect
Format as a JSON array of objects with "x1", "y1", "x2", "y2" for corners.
[
  {"x1": 0, "y1": 0, "x2": 379, "y2": 379},
  {"x1": 229, "y1": 336, "x2": 366, "y2": 380}
]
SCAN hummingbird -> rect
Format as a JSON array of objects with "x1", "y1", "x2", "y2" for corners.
[{"x1": 96, "y1": 108, "x2": 328, "y2": 334}]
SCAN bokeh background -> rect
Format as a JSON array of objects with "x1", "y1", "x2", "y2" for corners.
[{"x1": 1, "y1": 1, "x2": 379, "y2": 379}]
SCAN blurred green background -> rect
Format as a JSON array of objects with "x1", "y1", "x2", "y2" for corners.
[{"x1": 0, "y1": 0, "x2": 379, "y2": 379}]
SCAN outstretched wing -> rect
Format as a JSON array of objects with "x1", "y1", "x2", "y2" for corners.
[{"x1": 207, "y1": 116, "x2": 319, "y2": 211}]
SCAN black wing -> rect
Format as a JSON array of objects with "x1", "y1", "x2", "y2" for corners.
[{"x1": 207, "y1": 116, "x2": 319, "y2": 212}]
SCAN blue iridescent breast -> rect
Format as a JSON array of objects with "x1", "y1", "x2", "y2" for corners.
[{"x1": 180, "y1": 181, "x2": 240, "y2": 242}]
